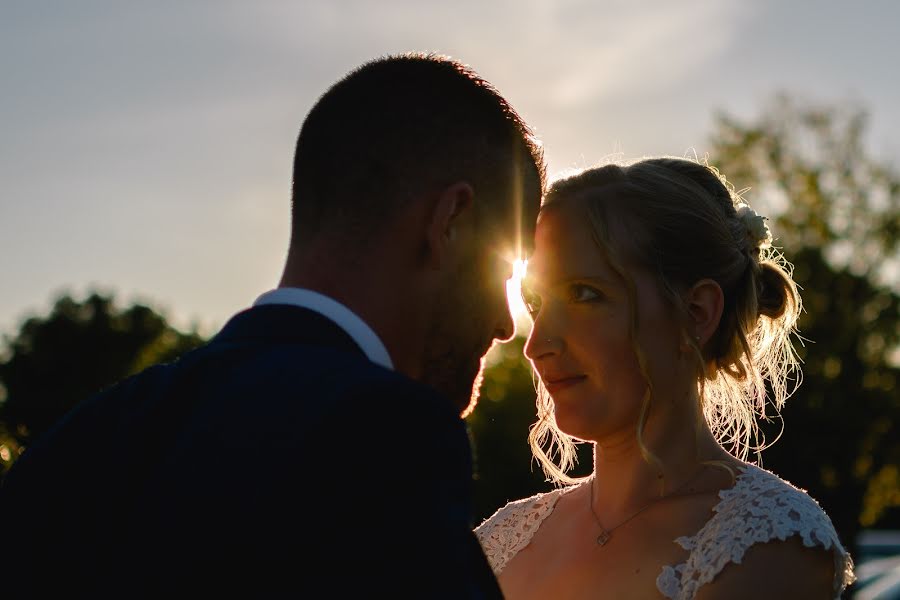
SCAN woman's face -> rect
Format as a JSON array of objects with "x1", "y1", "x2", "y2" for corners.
[{"x1": 522, "y1": 197, "x2": 688, "y2": 442}]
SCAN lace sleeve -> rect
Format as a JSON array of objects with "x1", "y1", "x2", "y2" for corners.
[
  {"x1": 474, "y1": 490, "x2": 562, "y2": 575},
  {"x1": 658, "y1": 466, "x2": 855, "y2": 600}
]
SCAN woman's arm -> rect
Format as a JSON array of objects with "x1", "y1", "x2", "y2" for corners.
[{"x1": 694, "y1": 536, "x2": 836, "y2": 600}]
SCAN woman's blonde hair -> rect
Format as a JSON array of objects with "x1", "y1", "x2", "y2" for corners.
[{"x1": 528, "y1": 157, "x2": 802, "y2": 485}]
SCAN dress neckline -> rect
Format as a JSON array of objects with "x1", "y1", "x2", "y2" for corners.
[
  {"x1": 505, "y1": 463, "x2": 762, "y2": 570},
  {"x1": 543, "y1": 462, "x2": 755, "y2": 523}
]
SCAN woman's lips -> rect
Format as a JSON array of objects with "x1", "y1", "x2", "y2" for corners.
[{"x1": 543, "y1": 375, "x2": 587, "y2": 393}]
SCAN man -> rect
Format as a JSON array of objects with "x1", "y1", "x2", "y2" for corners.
[{"x1": 0, "y1": 53, "x2": 544, "y2": 597}]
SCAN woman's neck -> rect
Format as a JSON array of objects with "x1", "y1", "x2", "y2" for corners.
[{"x1": 590, "y1": 403, "x2": 732, "y2": 517}]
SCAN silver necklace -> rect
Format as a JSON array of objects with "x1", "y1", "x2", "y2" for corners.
[{"x1": 588, "y1": 467, "x2": 706, "y2": 546}]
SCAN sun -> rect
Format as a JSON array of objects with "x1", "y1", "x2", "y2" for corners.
[{"x1": 506, "y1": 258, "x2": 531, "y2": 336}]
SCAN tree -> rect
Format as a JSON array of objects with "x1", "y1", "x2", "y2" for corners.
[
  {"x1": 0, "y1": 293, "x2": 205, "y2": 475},
  {"x1": 709, "y1": 96, "x2": 900, "y2": 549}
]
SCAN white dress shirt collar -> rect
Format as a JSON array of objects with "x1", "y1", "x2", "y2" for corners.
[{"x1": 253, "y1": 288, "x2": 394, "y2": 371}]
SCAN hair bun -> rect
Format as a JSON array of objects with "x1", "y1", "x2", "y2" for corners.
[{"x1": 757, "y1": 261, "x2": 793, "y2": 320}]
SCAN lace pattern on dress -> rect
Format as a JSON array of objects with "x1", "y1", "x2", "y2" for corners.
[
  {"x1": 474, "y1": 488, "x2": 566, "y2": 574},
  {"x1": 475, "y1": 465, "x2": 855, "y2": 600},
  {"x1": 655, "y1": 464, "x2": 855, "y2": 600}
]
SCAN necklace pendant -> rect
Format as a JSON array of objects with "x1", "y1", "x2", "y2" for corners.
[{"x1": 596, "y1": 530, "x2": 610, "y2": 546}]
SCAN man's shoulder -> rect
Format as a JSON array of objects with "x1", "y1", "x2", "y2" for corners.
[
  {"x1": 2, "y1": 313, "x2": 465, "y2": 490},
  {"x1": 40, "y1": 327, "x2": 449, "y2": 438}
]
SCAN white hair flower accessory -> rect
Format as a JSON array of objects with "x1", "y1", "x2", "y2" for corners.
[{"x1": 735, "y1": 202, "x2": 772, "y2": 250}]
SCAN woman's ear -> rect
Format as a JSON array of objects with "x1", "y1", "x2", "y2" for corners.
[
  {"x1": 424, "y1": 181, "x2": 475, "y2": 270},
  {"x1": 685, "y1": 278, "x2": 724, "y2": 348}
]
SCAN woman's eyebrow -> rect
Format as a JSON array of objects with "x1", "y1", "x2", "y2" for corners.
[
  {"x1": 522, "y1": 273, "x2": 619, "y2": 295},
  {"x1": 567, "y1": 274, "x2": 618, "y2": 284}
]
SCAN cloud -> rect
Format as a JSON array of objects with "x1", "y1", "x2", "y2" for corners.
[
  {"x1": 204, "y1": 0, "x2": 757, "y2": 173},
  {"x1": 227, "y1": 0, "x2": 754, "y2": 109},
  {"x1": 536, "y1": 0, "x2": 754, "y2": 108}
]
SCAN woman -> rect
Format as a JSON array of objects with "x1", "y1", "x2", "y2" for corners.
[{"x1": 475, "y1": 158, "x2": 855, "y2": 599}]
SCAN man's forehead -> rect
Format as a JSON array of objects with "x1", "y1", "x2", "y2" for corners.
[{"x1": 482, "y1": 215, "x2": 535, "y2": 258}]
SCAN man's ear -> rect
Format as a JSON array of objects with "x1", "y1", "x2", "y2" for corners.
[
  {"x1": 685, "y1": 278, "x2": 724, "y2": 348},
  {"x1": 424, "y1": 181, "x2": 475, "y2": 270}
]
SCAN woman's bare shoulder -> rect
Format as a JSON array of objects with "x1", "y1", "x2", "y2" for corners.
[
  {"x1": 693, "y1": 536, "x2": 834, "y2": 600},
  {"x1": 673, "y1": 464, "x2": 854, "y2": 599}
]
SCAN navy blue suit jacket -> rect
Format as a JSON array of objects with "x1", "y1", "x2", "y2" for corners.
[{"x1": 0, "y1": 305, "x2": 502, "y2": 598}]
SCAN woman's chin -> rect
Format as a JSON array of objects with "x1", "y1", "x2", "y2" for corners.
[{"x1": 552, "y1": 410, "x2": 601, "y2": 442}]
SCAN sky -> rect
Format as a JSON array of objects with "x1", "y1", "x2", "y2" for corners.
[{"x1": 2, "y1": 0, "x2": 899, "y2": 338}]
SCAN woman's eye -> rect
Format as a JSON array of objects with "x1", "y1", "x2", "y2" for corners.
[{"x1": 569, "y1": 283, "x2": 602, "y2": 302}]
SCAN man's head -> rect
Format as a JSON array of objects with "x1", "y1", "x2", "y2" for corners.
[{"x1": 286, "y1": 53, "x2": 545, "y2": 412}]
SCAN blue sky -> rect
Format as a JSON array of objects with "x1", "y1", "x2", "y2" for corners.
[{"x1": 2, "y1": 0, "x2": 898, "y2": 337}]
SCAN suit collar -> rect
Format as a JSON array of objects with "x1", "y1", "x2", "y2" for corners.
[
  {"x1": 213, "y1": 305, "x2": 368, "y2": 360},
  {"x1": 253, "y1": 288, "x2": 393, "y2": 370}
]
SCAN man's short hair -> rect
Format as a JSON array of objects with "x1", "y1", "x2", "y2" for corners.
[{"x1": 291, "y1": 53, "x2": 545, "y2": 250}]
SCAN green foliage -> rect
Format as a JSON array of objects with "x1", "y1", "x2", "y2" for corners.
[
  {"x1": 711, "y1": 97, "x2": 900, "y2": 544},
  {"x1": 0, "y1": 292, "x2": 205, "y2": 475},
  {"x1": 711, "y1": 95, "x2": 899, "y2": 283},
  {"x1": 467, "y1": 338, "x2": 547, "y2": 522}
]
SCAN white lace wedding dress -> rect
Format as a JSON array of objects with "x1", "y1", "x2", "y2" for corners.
[{"x1": 475, "y1": 463, "x2": 855, "y2": 599}]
